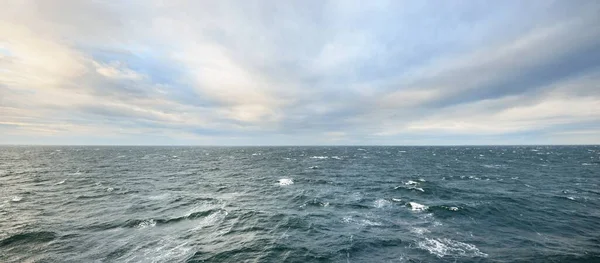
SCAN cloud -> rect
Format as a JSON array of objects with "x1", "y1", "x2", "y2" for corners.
[
  {"x1": 94, "y1": 61, "x2": 144, "y2": 80},
  {"x1": 1, "y1": 0, "x2": 599, "y2": 145}
]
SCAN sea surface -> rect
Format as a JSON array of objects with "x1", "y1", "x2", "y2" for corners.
[{"x1": 1, "y1": 146, "x2": 599, "y2": 262}]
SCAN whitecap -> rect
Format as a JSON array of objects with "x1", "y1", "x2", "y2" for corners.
[
  {"x1": 310, "y1": 156, "x2": 328, "y2": 159},
  {"x1": 417, "y1": 238, "x2": 488, "y2": 258},
  {"x1": 359, "y1": 219, "x2": 382, "y2": 226},
  {"x1": 405, "y1": 180, "x2": 418, "y2": 186},
  {"x1": 409, "y1": 202, "x2": 428, "y2": 211},
  {"x1": 136, "y1": 219, "x2": 156, "y2": 228},
  {"x1": 331, "y1": 156, "x2": 342, "y2": 160},
  {"x1": 309, "y1": 166, "x2": 319, "y2": 169},
  {"x1": 11, "y1": 196, "x2": 22, "y2": 202},
  {"x1": 55, "y1": 180, "x2": 66, "y2": 185},
  {"x1": 411, "y1": 227, "x2": 430, "y2": 235},
  {"x1": 342, "y1": 216, "x2": 353, "y2": 224},
  {"x1": 349, "y1": 192, "x2": 363, "y2": 202},
  {"x1": 278, "y1": 179, "x2": 294, "y2": 186},
  {"x1": 449, "y1": 207, "x2": 459, "y2": 211},
  {"x1": 342, "y1": 216, "x2": 382, "y2": 226},
  {"x1": 395, "y1": 185, "x2": 424, "y2": 192},
  {"x1": 566, "y1": 196, "x2": 576, "y2": 201},
  {"x1": 106, "y1": 187, "x2": 114, "y2": 192},
  {"x1": 482, "y1": 164, "x2": 506, "y2": 169},
  {"x1": 373, "y1": 199, "x2": 391, "y2": 208},
  {"x1": 392, "y1": 198, "x2": 402, "y2": 202}
]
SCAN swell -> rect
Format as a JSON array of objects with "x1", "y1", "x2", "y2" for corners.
[{"x1": 83, "y1": 208, "x2": 226, "y2": 231}]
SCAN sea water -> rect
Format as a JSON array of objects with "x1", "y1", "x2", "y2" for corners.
[{"x1": 1, "y1": 146, "x2": 599, "y2": 262}]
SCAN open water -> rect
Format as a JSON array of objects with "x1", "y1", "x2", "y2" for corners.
[{"x1": 1, "y1": 146, "x2": 599, "y2": 262}]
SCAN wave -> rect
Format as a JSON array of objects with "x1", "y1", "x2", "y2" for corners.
[
  {"x1": 278, "y1": 178, "x2": 293, "y2": 186},
  {"x1": 75, "y1": 194, "x2": 110, "y2": 200},
  {"x1": 133, "y1": 219, "x2": 156, "y2": 228},
  {"x1": 342, "y1": 216, "x2": 383, "y2": 226},
  {"x1": 410, "y1": 227, "x2": 430, "y2": 235},
  {"x1": 428, "y1": 205, "x2": 461, "y2": 212},
  {"x1": 417, "y1": 237, "x2": 488, "y2": 258},
  {"x1": 405, "y1": 180, "x2": 418, "y2": 186},
  {"x1": 482, "y1": 164, "x2": 508, "y2": 169},
  {"x1": 0, "y1": 231, "x2": 57, "y2": 247},
  {"x1": 122, "y1": 208, "x2": 227, "y2": 228},
  {"x1": 114, "y1": 236, "x2": 195, "y2": 263},
  {"x1": 408, "y1": 202, "x2": 428, "y2": 211},
  {"x1": 394, "y1": 185, "x2": 425, "y2": 192},
  {"x1": 501, "y1": 253, "x2": 600, "y2": 263},
  {"x1": 299, "y1": 198, "x2": 330, "y2": 209},
  {"x1": 373, "y1": 199, "x2": 391, "y2": 208}
]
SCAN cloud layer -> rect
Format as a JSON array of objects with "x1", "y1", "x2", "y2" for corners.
[{"x1": 1, "y1": 0, "x2": 599, "y2": 145}]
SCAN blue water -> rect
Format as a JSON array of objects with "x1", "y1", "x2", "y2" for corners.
[{"x1": 1, "y1": 146, "x2": 599, "y2": 262}]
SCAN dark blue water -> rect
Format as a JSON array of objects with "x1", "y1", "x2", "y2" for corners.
[{"x1": 1, "y1": 146, "x2": 599, "y2": 262}]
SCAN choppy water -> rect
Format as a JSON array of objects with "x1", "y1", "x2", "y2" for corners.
[{"x1": 1, "y1": 146, "x2": 599, "y2": 262}]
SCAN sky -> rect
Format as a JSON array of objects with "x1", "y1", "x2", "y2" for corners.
[{"x1": 1, "y1": 0, "x2": 599, "y2": 145}]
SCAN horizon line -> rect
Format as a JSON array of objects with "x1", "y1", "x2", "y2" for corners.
[{"x1": 1, "y1": 144, "x2": 598, "y2": 147}]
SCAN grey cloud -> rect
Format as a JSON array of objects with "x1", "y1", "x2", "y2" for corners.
[{"x1": 2, "y1": 0, "x2": 600, "y2": 144}]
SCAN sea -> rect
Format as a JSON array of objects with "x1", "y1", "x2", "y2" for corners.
[{"x1": 1, "y1": 146, "x2": 599, "y2": 262}]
